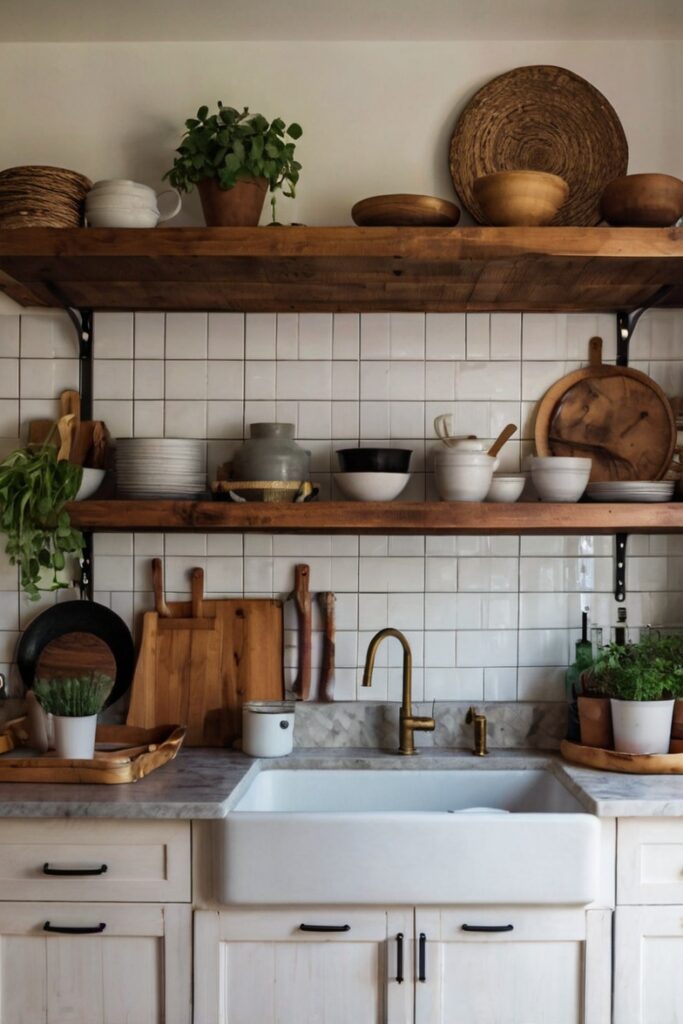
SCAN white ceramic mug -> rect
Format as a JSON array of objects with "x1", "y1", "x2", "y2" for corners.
[
  {"x1": 242, "y1": 701, "x2": 295, "y2": 757},
  {"x1": 86, "y1": 179, "x2": 182, "y2": 226}
]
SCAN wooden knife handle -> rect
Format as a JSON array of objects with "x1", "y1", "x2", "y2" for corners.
[
  {"x1": 318, "y1": 592, "x2": 336, "y2": 702},
  {"x1": 152, "y1": 558, "x2": 171, "y2": 618},
  {"x1": 191, "y1": 567, "x2": 205, "y2": 618},
  {"x1": 292, "y1": 563, "x2": 312, "y2": 700}
]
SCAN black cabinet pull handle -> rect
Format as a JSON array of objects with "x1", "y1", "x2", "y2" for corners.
[
  {"x1": 44, "y1": 922, "x2": 106, "y2": 935},
  {"x1": 462, "y1": 924, "x2": 514, "y2": 933},
  {"x1": 418, "y1": 932, "x2": 427, "y2": 982},
  {"x1": 396, "y1": 932, "x2": 404, "y2": 983},
  {"x1": 299, "y1": 923, "x2": 351, "y2": 933},
  {"x1": 43, "y1": 863, "x2": 108, "y2": 877}
]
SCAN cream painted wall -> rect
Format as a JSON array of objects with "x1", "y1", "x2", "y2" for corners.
[{"x1": 0, "y1": 40, "x2": 679, "y2": 229}]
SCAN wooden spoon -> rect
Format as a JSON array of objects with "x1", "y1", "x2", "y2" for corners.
[{"x1": 488, "y1": 423, "x2": 518, "y2": 458}]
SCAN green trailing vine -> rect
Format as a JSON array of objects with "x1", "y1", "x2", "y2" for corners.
[
  {"x1": 0, "y1": 443, "x2": 84, "y2": 600},
  {"x1": 164, "y1": 102, "x2": 302, "y2": 221},
  {"x1": 34, "y1": 673, "x2": 113, "y2": 717}
]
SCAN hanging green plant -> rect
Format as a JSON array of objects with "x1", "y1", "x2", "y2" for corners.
[{"x1": 0, "y1": 443, "x2": 83, "y2": 600}]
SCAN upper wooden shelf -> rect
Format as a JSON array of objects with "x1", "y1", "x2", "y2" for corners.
[
  {"x1": 67, "y1": 500, "x2": 683, "y2": 535},
  {"x1": 0, "y1": 226, "x2": 681, "y2": 314}
]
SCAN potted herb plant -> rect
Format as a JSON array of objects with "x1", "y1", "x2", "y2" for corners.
[
  {"x1": 0, "y1": 442, "x2": 84, "y2": 600},
  {"x1": 164, "y1": 102, "x2": 302, "y2": 226},
  {"x1": 33, "y1": 673, "x2": 113, "y2": 759},
  {"x1": 587, "y1": 633, "x2": 683, "y2": 754}
]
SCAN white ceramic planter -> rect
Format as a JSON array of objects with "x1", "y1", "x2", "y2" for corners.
[
  {"x1": 52, "y1": 714, "x2": 98, "y2": 759},
  {"x1": 610, "y1": 698, "x2": 674, "y2": 754}
]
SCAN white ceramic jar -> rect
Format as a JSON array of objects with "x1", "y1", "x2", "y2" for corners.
[
  {"x1": 242, "y1": 701, "x2": 295, "y2": 757},
  {"x1": 434, "y1": 450, "x2": 499, "y2": 501}
]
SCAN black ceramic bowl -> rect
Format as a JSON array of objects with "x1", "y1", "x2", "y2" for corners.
[{"x1": 336, "y1": 448, "x2": 412, "y2": 473}]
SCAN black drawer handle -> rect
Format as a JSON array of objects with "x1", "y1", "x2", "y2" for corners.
[
  {"x1": 44, "y1": 922, "x2": 106, "y2": 935},
  {"x1": 43, "y1": 863, "x2": 108, "y2": 877},
  {"x1": 299, "y1": 923, "x2": 351, "y2": 933},
  {"x1": 418, "y1": 932, "x2": 427, "y2": 982},
  {"x1": 396, "y1": 932, "x2": 404, "y2": 984},
  {"x1": 462, "y1": 924, "x2": 514, "y2": 933}
]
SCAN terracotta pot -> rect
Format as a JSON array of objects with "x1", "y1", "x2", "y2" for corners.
[
  {"x1": 671, "y1": 699, "x2": 683, "y2": 740},
  {"x1": 577, "y1": 696, "x2": 613, "y2": 749},
  {"x1": 197, "y1": 177, "x2": 268, "y2": 227}
]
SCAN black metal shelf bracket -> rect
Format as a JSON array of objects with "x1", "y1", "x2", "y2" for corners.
[
  {"x1": 45, "y1": 290, "x2": 95, "y2": 599},
  {"x1": 615, "y1": 533, "x2": 627, "y2": 602},
  {"x1": 616, "y1": 284, "x2": 673, "y2": 367},
  {"x1": 63, "y1": 306, "x2": 94, "y2": 420}
]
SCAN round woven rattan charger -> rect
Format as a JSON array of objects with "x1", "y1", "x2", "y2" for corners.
[{"x1": 449, "y1": 65, "x2": 628, "y2": 226}]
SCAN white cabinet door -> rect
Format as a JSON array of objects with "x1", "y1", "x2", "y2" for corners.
[
  {"x1": 194, "y1": 908, "x2": 413, "y2": 1024},
  {"x1": 0, "y1": 902, "x2": 191, "y2": 1024},
  {"x1": 614, "y1": 905, "x2": 683, "y2": 1024},
  {"x1": 415, "y1": 907, "x2": 611, "y2": 1024}
]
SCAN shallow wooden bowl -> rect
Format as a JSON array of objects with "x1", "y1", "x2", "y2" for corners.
[
  {"x1": 472, "y1": 170, "x2": 569, "y2": 226},
  {"x1": 351, "y1": 194, "x2": 460, "y2": 227},
  {"x1": 600, "y1": 173, "x2": 683, "y2": 227}
]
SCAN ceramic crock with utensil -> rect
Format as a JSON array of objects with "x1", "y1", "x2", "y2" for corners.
[
  {"x1": 434, "y1": 422, "x2": 517, "y2": 501},
  {"x1": 242, "y1": 701, "x2": 295, "y2": 757},
  {"x1": 85, "y1": 179, "x2": 182, "y2": 228}
]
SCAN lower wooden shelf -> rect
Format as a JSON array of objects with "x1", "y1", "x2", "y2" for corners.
[{"x1": 67, "y1": 500, "x2": 683, "y2": 535}]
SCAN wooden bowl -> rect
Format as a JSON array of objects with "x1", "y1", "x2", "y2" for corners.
[
  {"x1": 600, "y1": 173, "x2": 683, "y2": 227},
  {"x1": 351, "y1": 194, "x2": 460, "y2": 227},
  {"x1": 472, "y1": 171, "x2": 569, "y2": 226}
]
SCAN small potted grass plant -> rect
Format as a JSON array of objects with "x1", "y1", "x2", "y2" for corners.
[
  {"x1": 586, "y1": 633, "x2": 683, "y2": 754},
  {"x1": 33, "y1": 673, "x2": 113, "y2": 759}
]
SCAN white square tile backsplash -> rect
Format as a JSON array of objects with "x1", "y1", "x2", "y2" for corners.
[{"x1": 2, "y1": 307, "x2": 683, "y2": 702}]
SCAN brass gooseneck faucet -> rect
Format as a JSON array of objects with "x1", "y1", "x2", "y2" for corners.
[{"x1": 362, "y1": 628, "x2": 435, "y2": 755}]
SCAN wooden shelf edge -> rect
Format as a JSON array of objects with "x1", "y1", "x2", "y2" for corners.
[
  {"x1": 67, "y1": 500, "x2": 683, "y2": 535},
  {"x1": 1, "y1": 225, "x2": 681, "y2": 313}
]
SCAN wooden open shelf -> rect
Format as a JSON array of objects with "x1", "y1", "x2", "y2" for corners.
[
  {"x1": 1, "y1": 226, "x2": 682, "y2": 313},
  {"x1": 67, "y1": 500, "x2": 683, "y2": 535}
]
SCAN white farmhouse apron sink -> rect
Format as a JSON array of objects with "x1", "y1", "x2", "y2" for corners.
[{"x1": 215, "y1": 768, "x2": 600, "y2": 906}]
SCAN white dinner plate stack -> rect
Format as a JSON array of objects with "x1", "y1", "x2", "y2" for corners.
[
  {"x1": 586, "y1": 480, "x2": 675, "y2": 503},
  {"x1": 116, "y1": 438, "x2": 206, "y2": 498}
]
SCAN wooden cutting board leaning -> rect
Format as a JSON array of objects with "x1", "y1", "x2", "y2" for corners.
[
  {"x1": 127, "y1": 559, "x2": 284, "y2": 746},
  {"x1": 534, "y1": 337, "x2": 676, "y2": 481}
]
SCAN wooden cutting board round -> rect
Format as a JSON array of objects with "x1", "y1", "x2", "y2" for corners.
[
  {"x1": 534, "y1": 337, "x2": 676, "y2": 481},
  {"x1": 449, "y1": 65, "x2": 628, "y2": 226}
]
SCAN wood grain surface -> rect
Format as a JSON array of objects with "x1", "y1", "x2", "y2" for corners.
[
  {"x1": 0, "y1": 227, "x2": 680, "y2": 313},
  {"x1": 127, "y1": 561, "x2": 284, "y2": 745},
  {"x1": 561, "y1": 739, "x2": 683, "y2": 775},
  {"x1": 535, "y1": 337, "x2": 676, "y2": 480},
  {"x1": 69, "y1": 499, "x2": 683, "y2": 535}
]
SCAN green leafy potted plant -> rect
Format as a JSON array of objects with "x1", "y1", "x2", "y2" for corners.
[
  {"x1": 164, "y1": 102, "x2": 302, "y2": 226},
  {"x1": 0, "y1": 442, "x2": 84, "y2": 600},
  {"x1": 586, "y1": 633, "x2": 683, "y2": 753},
  {"x1": 34, "y1": 673, "x2": 113, "y2": 759}
]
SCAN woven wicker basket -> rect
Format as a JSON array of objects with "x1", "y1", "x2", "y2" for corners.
[
  {"x1": 0, "y1": 165, "x2": 92, "y2": 228},
  {"x1": 449, "y1": 65, "x2": 628, "y2": 226}
]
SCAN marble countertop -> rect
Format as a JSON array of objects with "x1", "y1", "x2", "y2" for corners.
[{"x1": 0, "y1": 746, "x2": 681, "y2": 818}]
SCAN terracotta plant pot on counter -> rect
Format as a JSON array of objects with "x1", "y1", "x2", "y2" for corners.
[
  {"x1": 577, "y1": 695, "x2": 613, "y2": 749},
  {"x1": 197, "y1": 177, "x2": 268, "y2": 227}
]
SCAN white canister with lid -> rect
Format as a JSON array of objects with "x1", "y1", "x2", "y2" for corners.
[{"x1": 242, "y1": 701, "x2": 295, "y2": 757}]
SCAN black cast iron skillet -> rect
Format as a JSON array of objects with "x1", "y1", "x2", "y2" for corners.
[{"x1": 17, "y1": 601, "x2": 134, "y2": 708}]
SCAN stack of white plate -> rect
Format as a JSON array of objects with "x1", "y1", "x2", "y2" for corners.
[
  {"x1": 116, "y1": 439, "x2": 206, "y2": 498},
  {"x1": 586, "y1": 480, "x2": 675, "y2": 503}
]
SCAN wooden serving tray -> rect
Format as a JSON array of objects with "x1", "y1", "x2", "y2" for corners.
[
  {"x1": 561, "y1": 739, "x2": 683, "y2": 775},
  {"x1": 0, "y1": 718, "x2": 185, "y2": 784}
]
